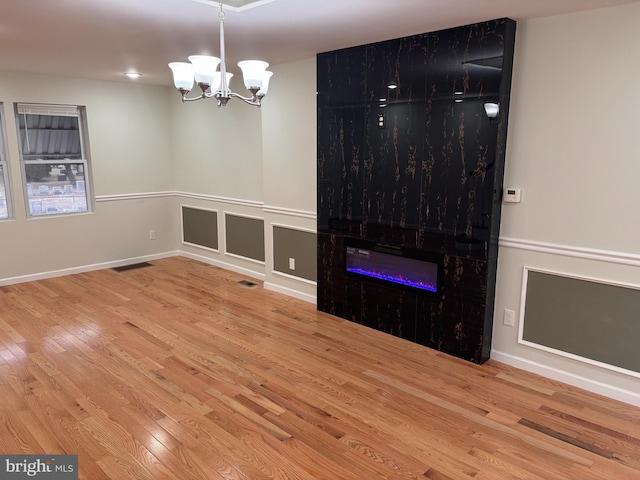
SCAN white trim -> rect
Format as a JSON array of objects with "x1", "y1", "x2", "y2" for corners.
[
  {"x1": 179, "y1": 251, "x2": 265, "y2": 281},
  {"x1": 182, "y1": 241, "x2": 219, "y2": 254},
  {"x1": 223, "y1": 211, "x2": 266, "y2": 264},
  {"x1": 490, "y1": 350, "x2": 640, "y2": 407},
  {"x1": 271, "y1": 269, "x2": 317, "y2": 286},
  {"x1": 499, "y1": 237, "x2": 640, "y2": 267},
  {"x1": 271, "y1": 222, "x2": 317, "y2": 234},
  {"x1": 521, "y1": 265, "x2": 640, "y2": 292},
  {"x1": 517, "y1": 266, "x2": 530, "y2": 345},
  {"x1": 96, "y1": 191, "x2": 174, "y2": 202},
  {"x1": 0, "y1": 104, "x2": 14, "y2": 220},
  {"x1": 517, "y1": 266, "x2": 640, "y2": 380},
  {"x1": 518, "y1": 339, "x2": 640, "y2": 380},
  {"x1": 175, "y1": 191, "x2": 263, "y2": 209},
  {"x1": 180, "y1": 204, "x2": 220, "y2": 253},
  {"x1": 224, "y1": 251, "x2": 266, "y2": 265},
  {"x1": 270, "y1": 223, "x2": 317, "y2": 283},
  {"x1": 224, "y1": 211, "x2": 264, "y2": 222},
  {"x1": 96, "y1": 191, "x2": 263, "y2": 208},
  {"x1": 0, "y1": 251, "x2": 179, "y2": 287},
  {"x1": 263, "y1": 205, "x2": 317, "y2": 219},
  {"x1": 95, "y1": 193, "x2": 319, "y2": 224},
  {"x1": 263, "y1": 281, "x2": 317, "y2": 304}
]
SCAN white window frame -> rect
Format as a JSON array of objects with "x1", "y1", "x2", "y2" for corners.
[
  {"x1": 0, "y1": 103, "x2": 12, "y2": 220},
  {"x1": 15, "y1": 103, "x2": 93, "y2": 217}
]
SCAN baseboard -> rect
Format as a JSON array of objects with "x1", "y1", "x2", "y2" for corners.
[
  {"x1": 263, "y1": 281, "x2": 317, "y2": 304},
  {"x1": 491, "y1": 350, "x2": 640, "y2": 407},
  {"x1": 0, "y1": 251, "x2": 179, "y2": 287},
  {"x1": 178, "y1": 251, "x2": 265, "y2": 281},
  {"x1": 0, "y1": 250, "x2": 317, "y2": 305},
  {"x1": 177, "y1": 252, "x2": 318, "y2": 303}
]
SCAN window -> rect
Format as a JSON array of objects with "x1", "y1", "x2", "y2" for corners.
[
  {"x1": 15, "y1": 103, "x2": 92, "y2": 217},
  {"x1": 0, "y1": 104, "x2": 11, "y2": 220}
]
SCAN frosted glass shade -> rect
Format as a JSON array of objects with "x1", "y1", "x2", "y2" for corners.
[
  {"x1": 212, "y1": 72, "x2": 233, "y2": 93},
  {"x1": 257, "y1": 71, "x2": 273, "y2": 96},
  {"x1": 237, "y1": 60, "x2": 269, "y2": 90},
  {"x1": 168, "y1": 62, "x2": 195, "y2": 91},
  {"x1": 188, "y1": 55, "x2": 221, "y2": 87}
]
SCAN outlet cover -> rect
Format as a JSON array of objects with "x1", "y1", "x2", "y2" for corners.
[{"x1": 503, "y1": 309, "x2": 515, "y2": 327}]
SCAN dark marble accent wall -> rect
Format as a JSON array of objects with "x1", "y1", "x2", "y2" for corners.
[{"x1": 317, "y1": 19, "x2": 516, "y2": 363}]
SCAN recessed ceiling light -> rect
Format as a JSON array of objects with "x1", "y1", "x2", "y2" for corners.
[
  {"x1": 388, "y1": 84, "x2": 397, "y2": 90},
  {"x1": 454, "y1": 91, "x2": 464, "y2": 95},
  {"x1": 124, "y1": 72, "x2": 142, "y2": 79},
  {"x1": 379, "y1": 98, "x2": 387, "y2": 102},
  {"x1": 455, "y1": 99, "x2": 463, "y2": 103}
]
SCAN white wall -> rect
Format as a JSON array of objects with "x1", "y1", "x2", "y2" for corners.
[
  {"x1": 168, "y1": 80, "x2": 266, "y2": 282},
  {"x1": 493, "y1": 2, "x2": 640, "y2": 405},
  {"x1": 168, "y1": 58, "x2": 318, "y2": 299},
  {"x1": 262, "y1": 58, "x2": 317, "y2": 301},
  {"x1": 262, "y1": 57, "x2": 317, "y2": 213},
  {"x1": 169, "y1": 90, "x2": 263, "y2": 201},
  {"x1": 0, "y1": 72, "x2": 178, "y2": 281}
]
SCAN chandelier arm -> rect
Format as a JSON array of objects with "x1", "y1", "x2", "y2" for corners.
[
  {"x1": 227, "y1": 91, "x2": 262, "y2": 107},
  {"x1": 180, "y1": 92, "x2": 208, "y2": 102}
]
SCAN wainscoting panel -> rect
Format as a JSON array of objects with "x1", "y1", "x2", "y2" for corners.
[
  {"x1": 182, "y1": 205, "x2": 218, "y2": 251},
  {"x1": 521, "y1": 268, "x2": 640, "y2": 375},
  {"x1": 272, "y1": 225, "x2": 317, "y2": 282},
  {"x1": 225, "y1": 213, "x2": 265, "y2": 262}
]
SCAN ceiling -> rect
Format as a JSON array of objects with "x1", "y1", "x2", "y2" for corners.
[{"x1": 1, "y1": 0, "x2": 637, "y2": 87}]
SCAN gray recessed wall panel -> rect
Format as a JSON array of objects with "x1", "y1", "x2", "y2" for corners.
[
  {"x1": 182, "y1": 206, "x2": 218, "y2": 250},
  {"x1": 273, "y1": 226, "x2": 316, "y2": 281},
  {"x1": 523, "y1": 270, "x2": 640, "y2": 374},
  {"x1": 225, "y1": 214, "x2": 265, "y2": 262}
]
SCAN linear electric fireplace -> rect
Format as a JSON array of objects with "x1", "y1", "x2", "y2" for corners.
[{"x1": 345, "y1": 239, "x2": 442, "y2": 294}]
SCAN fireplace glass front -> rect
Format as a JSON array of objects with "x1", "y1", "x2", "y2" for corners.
[{"x1": 345, "y1": 243, "x2": 440, "y2": 294}]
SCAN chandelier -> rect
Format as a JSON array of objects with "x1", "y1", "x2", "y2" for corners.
[{"x1": 168, "y1": 2, "x2": 272, "y2": 107}]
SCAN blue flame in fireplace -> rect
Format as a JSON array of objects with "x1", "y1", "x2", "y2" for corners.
[
  {"x1": 345, "y1": 246, "x2": 439, "y2": 293},
  {"x1": 346, "y1": 267, "x2": 438, "y2": 292}
]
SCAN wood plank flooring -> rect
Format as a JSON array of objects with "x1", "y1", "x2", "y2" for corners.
[{"x1": 0, "y1": 256, "x2": 639, "y2": 479}]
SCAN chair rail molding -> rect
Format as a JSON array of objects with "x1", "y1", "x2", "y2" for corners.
[{"x1": 499, "y1": 237, "x2": 640, "y2": 267}]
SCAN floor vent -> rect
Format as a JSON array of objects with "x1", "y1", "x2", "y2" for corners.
[
  {"x1": 237, "y1": 280, "x2": 258, "y2": 288},
  {"x1": 112, "y1": 262, "x2": 154, "y2": 272}
]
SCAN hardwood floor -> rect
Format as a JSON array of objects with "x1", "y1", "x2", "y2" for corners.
[{"x1": 0, "y1": 256, "x2": 639, "y2": 479}]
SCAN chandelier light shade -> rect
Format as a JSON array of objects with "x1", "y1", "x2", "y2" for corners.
[
  {"x1": 168, "y1": 2, "x2": 272, "y2": 107},
  {"x1": 258, "y1": 71, "x2": 273, "y2": 96},
  {"x1": 237, "y1": 60, "x2": 269, "y2": 89},
  {"x1": 189, "y1": 55, "x2": 221, "y2": 89},
  {"x1": 168, "y1": 62, "x2": 195, "y2": 92},
  {"x1": 212, "y1": 72, "x2": 234, "y2": 93}
]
